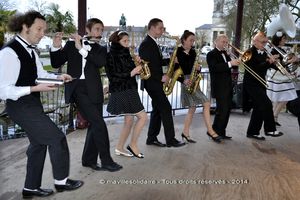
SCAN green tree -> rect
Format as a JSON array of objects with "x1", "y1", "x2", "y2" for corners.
[
  {"x1": 223, "y1": 0, "x2": 299, "y2": 48},
  {"x1": 0, "y1": 0, "x2": 16, "y2": 47},
  {"x1": 45, "y1": 3, "x2": 76, "y2": 34}
]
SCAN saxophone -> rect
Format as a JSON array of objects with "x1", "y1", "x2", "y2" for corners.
[
  {"x1": 163, "y1": 36, "x2": 184, "y2": 95},
  {"x1": 130, "y1": 31, "x2": 151, "y2": 80},
  {"x1": 187, "y1": 49, "x2": 202, "y2": 94}
]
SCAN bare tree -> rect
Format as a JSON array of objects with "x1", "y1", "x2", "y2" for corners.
[
  {"x1": 28, "y1": 0, "x2": 48, "y2": 14},
  {"x1": 0, "y1": 0, "x2": 16, "y2": 10}
]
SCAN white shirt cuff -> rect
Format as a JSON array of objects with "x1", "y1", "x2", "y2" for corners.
[
  {"x1": 50, "y1": 46, "x2": 61, "y2": 52},
  {"x1": 228, "y1": 61, "x2": 232, "y2": 68}
]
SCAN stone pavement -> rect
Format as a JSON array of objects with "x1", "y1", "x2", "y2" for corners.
[{"x1": 0, "y1": 109, "x2": 299, "y2": 200}]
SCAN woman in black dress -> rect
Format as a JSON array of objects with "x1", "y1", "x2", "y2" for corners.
[
  {"x1": 176, "y1": 30, "x2": 222, "y2": 143},
  {"x1": 106, "y1": 30, "x2": 147, "y2": 158}
]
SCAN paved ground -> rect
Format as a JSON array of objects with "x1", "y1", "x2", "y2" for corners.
[{"x1": 0, "y1": 109, "x2": 299, "y2": 200}]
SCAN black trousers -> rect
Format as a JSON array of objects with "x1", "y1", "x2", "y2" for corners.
[
  {"x1": 244, "y1": 85, "x2": 276, "y2": 135},
  {"x1": 73, "y1": 80, "x2": 113, "y2": 165},
  {"x1": 213, "y1": 92, "x2": 232, "y2": 136},
  {"x1": 6, "y1": 94, "x2": 69, "y2": 189},
  {"x1": 145, "y1": 81, "x2": 175, "y2": 144}
]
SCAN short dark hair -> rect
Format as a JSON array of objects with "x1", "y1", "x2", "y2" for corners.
[
  {"x1": 147, "y1": 18, "x2": 163, "y2": 30},
  {"x1": 180, "y1": 30, "x2": 195, "y2": 44},
  {"x1": 8, "y1": 10, "x2": 45, "y2": 33},
  {"x1": 271, "y1": 32, "x2": 287, "y2": 46},
  {"x1": 86, "y1": 18, "x2": 103, "y2": 31},
  {"x1": 109, "y1": 30, "x2": 128, "y2": 43}
]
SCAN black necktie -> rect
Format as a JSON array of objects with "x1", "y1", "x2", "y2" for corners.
[{"x1": 220, "y1": 50, "x2": 226, "y2": 54}]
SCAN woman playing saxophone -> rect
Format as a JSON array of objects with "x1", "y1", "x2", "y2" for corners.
[{"x1": 175, "y1": 30, "x2": 222, "y2": 143}]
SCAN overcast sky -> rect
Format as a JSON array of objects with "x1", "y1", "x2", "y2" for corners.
[{"x1": 17, "y1": 0, "x2": 214, "y2": 36}]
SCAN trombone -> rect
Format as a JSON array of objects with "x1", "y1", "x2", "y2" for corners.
[
  {"x1": 263, "y1": 42, "x2": 296, "y2": 81},
  {"x1": 227, "y1": 44, "x2": 269, "y2": 88}
]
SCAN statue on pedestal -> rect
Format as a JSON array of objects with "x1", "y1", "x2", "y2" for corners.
[{"x1": 119, "y1": 13, "x2": 126, "y2": 30}]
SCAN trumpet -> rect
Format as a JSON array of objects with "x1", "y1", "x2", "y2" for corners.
[{"x1": 227, "y1": 44, "x2": 269, "y2": 88}]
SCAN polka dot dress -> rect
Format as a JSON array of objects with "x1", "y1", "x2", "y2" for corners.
[{"x1": 107, "y1": 89, "x2": 144, "y2": 115}]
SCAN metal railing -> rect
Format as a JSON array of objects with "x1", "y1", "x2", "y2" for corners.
[{"x1": 0, "y1": 71, "x2": 244, "y2": 140}]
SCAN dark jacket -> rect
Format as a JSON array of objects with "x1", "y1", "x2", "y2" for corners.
[
  {"x1": 206, "y1": 47, "x2": 232, "y2": 98},
  {"x1": 243, "y1": 46, "x2": 277, "y2": 88},
  {"x1": 105, "y1": 42, "x2": 137, "y2": 93},
  {"x1": 50, "y1": 40, "x2": 107, "y2": 104},
  {"x1": 175, "y1": 46, "x2": 196, "y2": 83}
]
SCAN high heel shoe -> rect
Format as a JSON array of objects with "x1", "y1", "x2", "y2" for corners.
[
  {"x1": 206, "y1": 132, "x2": 222, "y2": 143},
  {"x1": 126, "y1": 145, "x2": 144, "y2": 159},
  {"x1": 181, "y1": 133, "x2": 196, "y2": 143}
]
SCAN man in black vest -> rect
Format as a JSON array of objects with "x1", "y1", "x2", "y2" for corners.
[
  {"x1": 139, "y1": 18, "x2": 185, "y2": 148},
  {"x1": 206, "y1": 34, "x2": 240, "y2": 139},
  {"x1": 50, "y1": 18, "x2": 122, "y2": 172},
  {"x1": 0, "y1": 11, "x2": 83, "y2": 198}
]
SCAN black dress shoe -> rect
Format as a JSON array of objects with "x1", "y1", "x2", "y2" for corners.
[
  {"x1": 22, "y1": 188, "x2": 54, "y2": 198},
  {"x1": 275, "y1": 121, "x2": 281, "y2": 126},
  {"x1": 82, "y1": 163, "x2": 102, "y2": 171},
  {"x1": 246, "y1": 135, "x2": 266, "y2": 140},
  {"x1": 146, "y1": 140, "x2": 166, "y2": 147},
  {"x1": 55, "y1": 179, "x2": 84, "y2": 192},
  {"x1": 101, "y1": 162, "x2": 123, "y2": 172},
  {"x1": 166, "y1": 139, "x2": 186, "y2": 147},
  {"x1": 221, "y1": 135, "x2": 232, "y2": 140}
]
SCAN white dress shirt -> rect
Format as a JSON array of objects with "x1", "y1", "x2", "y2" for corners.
[
  {"x1": 216, "y1": 47, "x2": 232, "y2": 68},
  {"x1": 0, "y1": 35, "x2": 57, "y2": 100}
]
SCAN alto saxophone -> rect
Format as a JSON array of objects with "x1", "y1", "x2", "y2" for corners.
[
  {"x1": 187, "y1": 49, "x2": 202, "y2": 94},
  {"x1": 130, "y1": 31, "x2": 151, "y2": 80},
  {"x1": 163, "y1": 36, "x2": 184, "y2": 95},
  {"x1": 130, "y1": 47, "x2": 151, "y2": 80}
]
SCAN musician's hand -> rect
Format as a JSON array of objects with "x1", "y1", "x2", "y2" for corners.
[
  {"x1": 131, "y1": 66, "x2": 142, "y2": 77},
  {"x1": 135, "y1": 55, "x2": 142, "y2": 63},
  {"x1": 197, "y1": 65, "x2": 202, "y2": 71},
  {"x1": 31, "y1": 83, "x2": 57, "y2": 92},
  {"x1": 58, "y1": 74, "x2": 73, "y2": 82},
  {"x1": 287, "y1": 55, "x2": 299, "y2": 63},
  {"x1": 103, "y1": 86, "x2": 109, "y2": 94},
  {"x1": 184, "y1": 79, "x2": 192, "y2": 86},
  {"x1": 267, "y1": 55, "x2": 277, "y2": 64},
  {"x1": 230, "y1": 59, "x2": 240, "y2": 66},
  {"x1": 71, "y1": 33, "x2": 83, "y2": 50},
  {"x1": 53, "y1": 32, "x2": 63, "y2": 48},
  {"x1": 161, "y1": 75, "x2": 170, "y2": 83}
]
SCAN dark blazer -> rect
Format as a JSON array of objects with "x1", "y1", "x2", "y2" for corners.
[
  {"x1": 138, "y1": 35, "x2": 164, "y2": 90},
  {"x1": 206, "y1": 48, "x2": 232, "y2": 98},
  {"x1": 243, "y1": 46, "x2": 277, "y2": 88},
  {"x1": 50, "y1": 41, "x2": 107, "y2": 104}
]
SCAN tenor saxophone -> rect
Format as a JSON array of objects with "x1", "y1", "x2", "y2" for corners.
[
  {"x1": 187, "y1": 49, "x2": 202, "y2": 94},
  {"x1": 163, "y1": 36, "x2": 183, "y2": 95}
]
